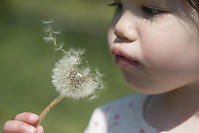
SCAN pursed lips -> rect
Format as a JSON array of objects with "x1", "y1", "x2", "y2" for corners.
[{"x1": 111, "y1": 46, "x2": 140, "y2": 67}]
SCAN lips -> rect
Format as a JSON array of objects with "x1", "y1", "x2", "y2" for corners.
[{"x1": 111, "y1": 47, "x2": 140, "y2": 68}]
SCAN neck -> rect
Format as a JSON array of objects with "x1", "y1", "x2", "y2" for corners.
[
  {"x1": 162, "y1": 81, "x2": 199, "y2": 115},
  {"x1": 144, "y1": 80, "x2": 199, "y2": 130}
]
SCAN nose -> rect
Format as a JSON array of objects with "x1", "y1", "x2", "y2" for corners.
[{"x1": 114, "y1": 10, "x2": 138, "y2": 43}]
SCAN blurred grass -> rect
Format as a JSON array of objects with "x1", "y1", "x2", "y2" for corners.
[{"x1": 0, "y1": 0, "x2": 136, "y2": 132}]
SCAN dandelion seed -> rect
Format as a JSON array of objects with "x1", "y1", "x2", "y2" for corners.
[
  {"x1": 54, "y1": 42, "x2": 64, "y2": 52},
  {"x1": 88, "y1": 95, "x2": 98, "y2": 101},
  {"x1": 42, "y1": 20, "x2": 64, "y2": 49},
  {"x1": 42, "y1": 19, "x2": 54, "y2": 24},
  {"x1": 43, "y1": 36, "x2": 54, "y2": 42},
  {"x1": 52, "y1": 30, "x2": 61, "y2": 35},
  {"x1": 43, "y1": 26, "x2": 52, "y2": 33}
]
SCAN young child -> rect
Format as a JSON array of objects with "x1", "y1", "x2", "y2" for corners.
[{"x1": 3, "y1": 0, "x2": 199, "y2": 132}]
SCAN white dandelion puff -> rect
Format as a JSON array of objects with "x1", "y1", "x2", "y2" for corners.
[{"x1": 51, "y1": 48, "x2": 103, "y2": 99}]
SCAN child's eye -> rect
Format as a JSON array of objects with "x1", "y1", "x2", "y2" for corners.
[
  {"x1": 142, "y1": 6, "x2": 166, "y2": 17},
  {"x1": 108, "y1": 1, "x2": 123, "y2": 11}
]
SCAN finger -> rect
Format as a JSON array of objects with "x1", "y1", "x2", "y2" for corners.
[
  {"x1": 3, "y1": 120, "x2": 36, "y2": 133},
  {"x1": 36, "y1": 125, "x2": 44, "y2": 133},
  {"x1": 15, "y1": 112, "x2": 39, "y2": 125}
]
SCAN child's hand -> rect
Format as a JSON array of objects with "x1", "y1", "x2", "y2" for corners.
[{"x1": 3, "y1": 112, "x2": 44, "y2": 133}]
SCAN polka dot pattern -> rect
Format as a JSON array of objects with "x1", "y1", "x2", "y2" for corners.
[{"x1": 84, "y1": 94, "x2": 167, "y2": 133}]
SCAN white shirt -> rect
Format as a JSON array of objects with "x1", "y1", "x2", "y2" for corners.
[{"x1": 84, "y1": 94, "x2": 168, "y2": 133}]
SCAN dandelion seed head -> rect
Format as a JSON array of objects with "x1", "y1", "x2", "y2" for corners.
[{"x1": 51, "y1": 48, "x2": 103, "y2": 99}]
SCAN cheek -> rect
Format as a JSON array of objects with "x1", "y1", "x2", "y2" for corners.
[
  {"x1": 143, "y1": 35, "x2": 185, "y2": 70},
  {"x1": 141, "y1": 23, "x2": 199, "y2": 74}
]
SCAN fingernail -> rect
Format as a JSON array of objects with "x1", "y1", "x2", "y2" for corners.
[{"x1": 29, "y1": 114, "x2": 38, "y2": 122}]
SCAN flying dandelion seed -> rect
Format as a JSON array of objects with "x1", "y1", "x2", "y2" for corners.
[{"x1": 36, "y1": 21, "x2": 104, "y2": 126}]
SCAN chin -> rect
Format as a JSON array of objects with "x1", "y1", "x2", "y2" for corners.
[
  {"x1": 121, "y1": 71, "x2": 183, "y2": 95},
  {"x1": 125, "y1": 79, "x2": 172, "y2": 95}
]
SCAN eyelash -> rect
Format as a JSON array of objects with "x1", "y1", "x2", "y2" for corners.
[
  {"x1": 108, "y1": 2, "x2": 167, "y2": 17},
  {"x1": 108, "y1": 2, "x2": 123, "y2": 10},
  {"x1": 142, "y1": 6, "x2": 166, "y2": 17}
]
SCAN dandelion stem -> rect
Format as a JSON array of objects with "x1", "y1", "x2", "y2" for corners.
[{"x1": 36, "y1": 94, "x2": 65, "y2": 126}]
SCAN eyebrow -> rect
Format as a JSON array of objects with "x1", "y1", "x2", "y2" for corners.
[{"x1": 142, "y1": 0, "x2": 168, "y2": 7}]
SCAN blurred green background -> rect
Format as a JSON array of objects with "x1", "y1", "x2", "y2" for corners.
[{"x1": 0, "y1": 0, "x2": 136, "y2": 132}]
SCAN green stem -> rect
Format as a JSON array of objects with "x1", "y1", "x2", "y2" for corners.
[{"x1": 35, "y1": 94, "x2": 65, "y2": 126}]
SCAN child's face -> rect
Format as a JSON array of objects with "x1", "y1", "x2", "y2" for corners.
[{"x1": 108, "y1": 0, "x2": 199, "y2": 94}]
